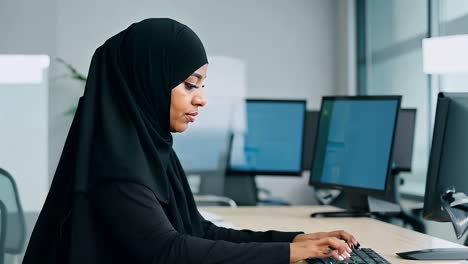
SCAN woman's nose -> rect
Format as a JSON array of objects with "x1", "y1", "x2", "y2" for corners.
[{"x1": 194, "y1": 92, "x2": 207, "y2": 107}]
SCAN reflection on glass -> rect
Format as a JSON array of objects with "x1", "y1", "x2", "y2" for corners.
[{"x1": 362, "y1": 0, "x2": 429, "y2": 191}]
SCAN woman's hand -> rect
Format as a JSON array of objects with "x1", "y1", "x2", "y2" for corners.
[
  {"x1": 289, "y1": 237, "x2": 352, "y2": 263},
  {"x1": 292, "y1": 230, "x2": 359, "y2": 248}
]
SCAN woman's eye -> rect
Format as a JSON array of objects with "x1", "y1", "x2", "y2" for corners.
[{"x1": 184, "y1": 82, "x2": 198, "y2": 90}]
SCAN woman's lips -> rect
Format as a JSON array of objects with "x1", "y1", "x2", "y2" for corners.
[{"x1": 185, "y1": 112, "x2": 198, "y2": 122}]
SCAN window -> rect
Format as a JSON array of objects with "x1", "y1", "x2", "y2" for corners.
[
  {"x1": 438, "y1": 0, "x2": 468, "y2": 94},
  {"x1": 356, "y1": 0, "x2": 429, "y2": 196}
]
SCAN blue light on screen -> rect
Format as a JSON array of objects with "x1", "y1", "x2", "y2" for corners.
[
  {"x1": 310, "y1": 99, "x2": 399, "y2": 191},
  {"x1": 229, "y1": 101, "x2": 305, "y2": 173}
]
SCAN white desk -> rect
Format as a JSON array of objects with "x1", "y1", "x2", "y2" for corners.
[{"x1": 201, "y1": 206, "x2": 468, "y2": 264}]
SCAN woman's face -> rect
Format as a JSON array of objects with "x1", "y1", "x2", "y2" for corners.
[{"x1": 170, "y1": 64, "x2": 208, "y2": 133}]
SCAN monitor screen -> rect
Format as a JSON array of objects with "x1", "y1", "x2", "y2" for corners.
[
  {"x1": 423, "y1": 93, "x2": 468, "y2": 222},
  {"x1": 228, "y1": 99, "x2": 306, "y2": 175},
  {"x1": 303, "y1": 109, "x2": 416, "y2": 172},
  {"x1": 391, "y1": 109, "x2": 417, "y2": 172},
  {"x1": 309, "y1": 96, "x2": 400, "y2": 193}
]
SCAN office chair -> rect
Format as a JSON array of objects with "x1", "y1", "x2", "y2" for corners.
[{"x1": 0, "y1": 168, "x2": 26, "y2": 264}]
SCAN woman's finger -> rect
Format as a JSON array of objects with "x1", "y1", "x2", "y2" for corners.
[
  {"x1": 330, "y1": 230, "x2": 359, "y2": 248},
  {"x1": 318, "y1": 237, "x2": 351, "y2": 256},
  {"x1": 330, "y1": 250, "x2": 347, "y2": 261}
]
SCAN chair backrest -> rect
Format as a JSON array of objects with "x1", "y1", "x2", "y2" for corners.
[{"x1": 0, "y1": 168, "x2": 26, "y2": 255}]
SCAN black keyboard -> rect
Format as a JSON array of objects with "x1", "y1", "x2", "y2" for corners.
[{"x1": 306, "y1": 248, "x2": 391, "y2": 264}]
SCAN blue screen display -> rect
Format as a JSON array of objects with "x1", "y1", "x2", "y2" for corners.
[
  {"x1": 229, "y1": 100, "x2": 305, "y2": 174},
  {"x1": 310, "y1": 99, "x2": 399, "y2": 191}
]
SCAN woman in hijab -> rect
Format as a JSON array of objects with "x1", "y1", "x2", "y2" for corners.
[{"x1": 23, "y1": 18, "x2": 358, "y2": 264}]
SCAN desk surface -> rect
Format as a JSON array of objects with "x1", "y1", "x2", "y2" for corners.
[{"x1": 201, "y1": 206, "x2": 468, "y2": 264}]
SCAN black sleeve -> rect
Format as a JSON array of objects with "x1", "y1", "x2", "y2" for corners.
[
  {"x1": 91, "y1": 182, "x2": 291, "y2": 264},
  {"x1": 200, "y1": 218, "x2": 302, "y2": 243}
]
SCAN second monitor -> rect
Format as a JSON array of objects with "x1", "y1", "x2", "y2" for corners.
[
  {"x1": 225, "y1": 99, "x2": 306, "y2": 205},
  {"x1": 309, "y1": 96, "x2": 401, "y2": 216},
  {"x1": 228, "y1": 99, "x2": 306, "y2": 175}
]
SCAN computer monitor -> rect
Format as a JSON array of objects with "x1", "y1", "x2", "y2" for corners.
[
  {"x1": 422, "y1": 93, "x2": 468, "y2": 222},
  {"x1": 227, "y1": 99, "x2": 306, "y2": 175},
  {"x1": 305, "y1": 108, "x2": 416, "y2": 207},
  {"x1": 225, "y1": 99, "x2": 306, "y2": 205},
  {"x1": 309, "y1": 96, "x2": 401, "y2": 217},
  {"x1": 397, "y1": 92, "x2": 468, "y2": 260},
  {"x1": 303, "y1": 109, "x2": 417, "y2": 172},
  {"x1": 392, "y1": 109, "x2": 417, "y2": 172}
]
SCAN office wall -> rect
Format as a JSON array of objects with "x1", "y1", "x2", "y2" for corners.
[
  {"x1": 1, "y1": 0, "x2": 352, "y2": 206},
  {"x1": 0, "y1": 0, "x2": 57, "y2": 56}
]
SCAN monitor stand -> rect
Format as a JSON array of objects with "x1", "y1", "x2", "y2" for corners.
[
  {"x1": 224, "y1": 174, "x2": 258, "y2": 206},
  {"x1": 396, "y1": 189, "x2": 468, "y2": 260},
  {"x1": 311, "y1": 171, "x2": 403, "y2": 218},
  {"x1": 397, "y1": 248, "x2": 468, "y2": 260},
  {"x1": 310, "y1": 192, "x2": 401, "y2": 218}
]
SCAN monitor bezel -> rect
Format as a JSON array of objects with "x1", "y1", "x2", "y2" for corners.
[
  {"x1": 226, "y1": 98, "x2": 306, "y2": 176},
  {"x1": 392, "y1": 108, "x2": 417, "y2": 172},
  {"x1": 308, "y1": 95, "x2": 402, "y2": 196},
  {"x1": 422, "y1": 92, "x2": 449, "y2": 221},
  {"x1": 302, "y1": 110, "x2": 320, "y2": 171}
]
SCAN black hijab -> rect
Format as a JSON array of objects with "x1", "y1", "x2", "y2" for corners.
[{"x1": 23, "y1": 18, "x2": 208, "y2": 264}]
